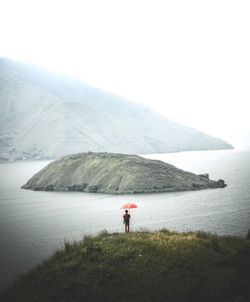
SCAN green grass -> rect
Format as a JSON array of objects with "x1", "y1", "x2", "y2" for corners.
[{"x1": 1, "y1": 229, "x2": 250, "y2": 302}]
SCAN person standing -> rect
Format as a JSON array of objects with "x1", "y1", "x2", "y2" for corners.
[{"x1": 123, "y1": 209, "x2": 131, "y2": 233}]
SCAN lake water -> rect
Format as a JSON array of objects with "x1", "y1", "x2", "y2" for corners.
[{"x1": 0, "y1": 149, "x2": 250, "y2": 288}]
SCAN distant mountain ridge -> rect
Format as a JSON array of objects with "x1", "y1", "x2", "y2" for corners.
[{"x1": 0, "y1": 58, "x2": 233, "y2": 160}]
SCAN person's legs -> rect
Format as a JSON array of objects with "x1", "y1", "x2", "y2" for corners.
[{"x1": 127, "y1": 223, "x2": 130, "y2": 233}]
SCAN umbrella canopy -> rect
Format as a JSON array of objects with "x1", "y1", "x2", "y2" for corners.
[{"x1": 121, "y1": 203, "x2": 138, "y2": 209}]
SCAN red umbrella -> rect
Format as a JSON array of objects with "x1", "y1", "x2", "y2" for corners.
[
  {"x1": 121, "y1": 203, "x2": 138, "y2": 209},
  {"x1": 121, "y1": 203, "x2": 138, "y2": 214}
]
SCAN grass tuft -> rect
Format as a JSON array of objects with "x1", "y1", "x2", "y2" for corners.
[{"x1": 246, "y1": 229, "x2": 250, "y2": 240}]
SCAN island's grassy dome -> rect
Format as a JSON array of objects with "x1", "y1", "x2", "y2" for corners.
[{"x1": 22, "y1": 152, "x2": 226, "y2": 194}]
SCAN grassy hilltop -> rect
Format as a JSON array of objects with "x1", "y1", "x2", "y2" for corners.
[{"x1": 1, "y1": 230, "x2": 250, "y2": 302}]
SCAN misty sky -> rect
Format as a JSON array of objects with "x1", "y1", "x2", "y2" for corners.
[{"x1": 0, "y1": 0, "x2": 249, "y2": 148}]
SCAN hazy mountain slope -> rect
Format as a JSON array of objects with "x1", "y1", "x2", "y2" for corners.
[
  {"x1": 11, "y1": 101, "x2": 159, "y2": 158},
  {"x1": 0, "y1": 58, "x2": 233, "y2": 160}
]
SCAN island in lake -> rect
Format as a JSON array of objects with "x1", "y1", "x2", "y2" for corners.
[{"x1": 22, "y1": 152, "x2": 226, "y2": 194}]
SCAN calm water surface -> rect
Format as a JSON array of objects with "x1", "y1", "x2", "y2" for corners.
[{"x1": 0, "y1": 149, "x2": 250, "y2": 287}]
